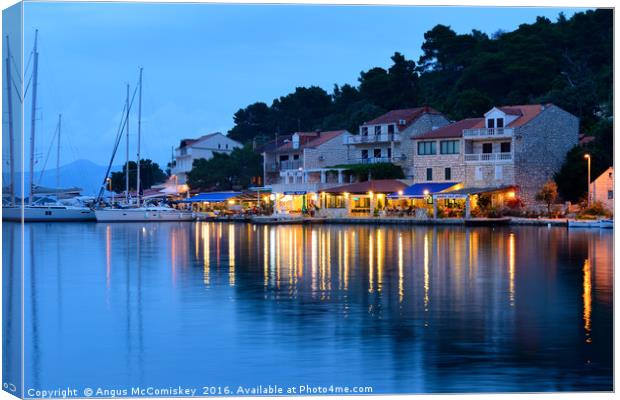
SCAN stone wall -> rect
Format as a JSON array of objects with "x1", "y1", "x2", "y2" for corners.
[
  {"x1": 396, "y1": 113, "x2": 450, "y2": 178},
  {"x1": 513, "y1": 105, "x2": 579, "y2": 205},
  {"x1": 304, "y1": 133, "x2": 349, "y2": 169}
]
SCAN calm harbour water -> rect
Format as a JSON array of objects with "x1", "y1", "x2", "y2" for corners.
[{"x1": 4, "y1": 222, "x2": 614, "y2": 395}]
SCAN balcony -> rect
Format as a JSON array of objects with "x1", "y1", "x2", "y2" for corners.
[
  {"x1": 348, "y1": 157, "x2": 393, "y2": 165},
  {"x1": 345, "y1": 133, "x2": 401, "y2": 144},
  {"x1": 464, "y1": 152, "x2": 513, "y2": 163},
  {"x1": 462, "y1": 127, "x2": 514, "y2": 139},
  {"x1": 265, "y1": 160, "x2": 303, "y2": 172}
]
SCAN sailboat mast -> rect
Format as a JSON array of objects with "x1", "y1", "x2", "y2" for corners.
[
  {"x1": 5, "y1": 35, "x2": 15, "y2": 206},
  {"x1": 125, "y1": 83, "x2": 130, "y2": 204},
  {"x1": 56, "y1": 114, "x2": 61, "y2": 190},
  {"x1": 28, "y1": 29, "x2": 39, "y2": 205},
  {"x1": 136, "y1": 67, "x2": 143, "y2": 207}
]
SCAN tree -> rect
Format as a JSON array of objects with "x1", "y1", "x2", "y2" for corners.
[
  {"x1": 186, "y1": 144, "x2": 263, "y2": 191},
  {"x1": 110, "y1": 159, "x2": 167, "y2": 193},
  {"x1": 228, "y1": 102, "x2": 273, "y2": 144},
  {"x1": 535, "y1": 181, "x2": 559, "y2": 215}
]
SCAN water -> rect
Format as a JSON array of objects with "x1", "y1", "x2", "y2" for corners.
[{"x1": 4, "y1": 222, "x2": 613, "y2": 395}]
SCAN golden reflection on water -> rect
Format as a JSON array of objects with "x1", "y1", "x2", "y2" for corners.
[
  {"x1": 424, "y1": 232, "x2": 430, "y2": 311},
  {"x1": 583, "y1": 258, "x2": 592, "y2": 344},
  {"x1": 398, "y1": 233, "x2": 404, "y2": 303},
  {"x1": 202, "y1": 223, "x2": 210, "y2": 286},
  {"x1": 228, "y1": 224, "x2": 235, "y2": 286},
  {"x1": 509, "y1": 233, "x2": 515, "y2": 307},
  {"x1": 368, "y1": 232, "x2": 374, "y2": 293}
]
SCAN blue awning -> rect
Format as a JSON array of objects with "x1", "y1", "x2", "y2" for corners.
[
  {"x1": 388, "y1": 182, "x2": 460, "y2": 198},
  {"x1": 181, "y1": 192, "x2": 242, "y2": 203}
]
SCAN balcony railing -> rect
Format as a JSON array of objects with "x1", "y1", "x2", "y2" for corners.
[
  {"x1": 464, "y1": 152, "x2": 513, "y2": 162},
  {"x1": 345, "y1": 133, "x2": 401, "y2": 144},
  {"x1": 348, "y1": 157, "x2": 393, "y2": 165},
  {"x1": 265, "y1": 160, "x2": 303, "y2": 172},
  {"x1": 462, "y1": 127, "x2": 514, "y2": 138}
]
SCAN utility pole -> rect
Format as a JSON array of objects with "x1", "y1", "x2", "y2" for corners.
[
  {"x1": 136, "y1": 67, "x2": 143, "y2": 207},
  {"x1": 28, "y1": 29, "x2": 39, "y2": 205},
  {"x1": 5, "y1": 35, "x2": 15, "y2": 205}
]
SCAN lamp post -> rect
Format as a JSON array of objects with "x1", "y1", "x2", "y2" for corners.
[{"x1": 584, "y1": 154, "x2": 591, "y2": 207}]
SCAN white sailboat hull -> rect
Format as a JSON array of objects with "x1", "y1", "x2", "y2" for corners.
[
  {"x1": 2, "y1": 206, "x2": 96, "y2": 222},
  {"x1": 95, "y1": 208, "x2": 195, "y2": 222}
]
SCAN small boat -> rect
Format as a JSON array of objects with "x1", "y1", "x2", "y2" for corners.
[
  {"x1": 3, "y1": 204, "x2": 95, "y2": 222},
  {"x1": 599, "y1": 219, "x2": 613, "y2": 229},
  {"x1": 568, "y1": 219, "x2": 599, "y2": 228},
  {"x1": 464, "y1": 217, "x2": 511, "y2": 226},
  {"x1": 95, "y1": 206, "x2": 194, "y2": 222}
]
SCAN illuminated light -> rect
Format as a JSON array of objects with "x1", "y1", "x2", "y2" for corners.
[
  {"x1": 368, "y1": 191, "x2": 374, "y2": 197},
  {"x1": 228, "y1": 199, "x2": 235, "y2": 205},
  {"x1": 269, "y1": 193, "x2": 276, "y2": 201},
  {"x1": 423, "y1": 189, "x2": 430, "y2": 196},
  {"x1": 584, "y1": 153, "x2": 590, "y2": 159},
  {"x1": 377, "y1": 193, "x2": 384, "y2": 199},
  {"x1": 507, "y1": 191, "x2": 516, "y2": 199},
  {"x1": 397, "y1": 190, "x2": 404, "y2": 196},
  {"x1": 343, "y1": 192, "x2": 349, "y2": 198},
  {"x1": 312, "y1": 193, "x2": 318, "y2": 201}
]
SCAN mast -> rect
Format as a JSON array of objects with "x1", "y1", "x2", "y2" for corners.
[
  {"x1": 28, "y1": 29, "x2": 39, "y2": 205},
  {"x1": 5, "y1": 35, "x2": 15, "y2": 206},
  {"x1": 56, "y1": 114, "x2": 61, "y2": 190},
  {"x1": 125, "y1": 83, "x2": 130, "y2": 204},
  {"x1": 136, "y1": 67, "x2": 143, "y2": 207}
]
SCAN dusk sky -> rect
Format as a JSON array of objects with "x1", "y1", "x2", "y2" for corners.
[{"x1": 20, "y1": 3, "x2": 587, "y2": 168}]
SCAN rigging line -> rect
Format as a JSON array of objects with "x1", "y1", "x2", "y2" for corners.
[
  {"x1": 96, "y1": 100, "x2": 130, "y2": 202},
  {"x1": 24, "y1": 49, "x2": 33, "y2": 79},
  {"x1": 10, "y1": 55, "x2": 22, "y2": 84},
  {"x1": 37, "y1": 123, "x2": 60, "y2": 186},
  {"x1": 23, "y1": 72, "x2": 33, "y2": 99},
  {"x1": 12, "y1": 79, "x2": 22, "y2": 103}
]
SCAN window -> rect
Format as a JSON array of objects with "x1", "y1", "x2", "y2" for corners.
[
  {"x1": 361, "y1": 126, "x2": 368, "y2": 136},
  {"x1": 361, "y1": 149, "x2": 369, "y2": 159},
  {"x1": 440, "y1": 140, "x2": 459, "y2": 154},
  {"x1": 418, "y1": 141, "x2": 436, "y2": 155},
  {"x1": 373, "y1": 148, "x2": 382, "y2": 158},
  {"x1": 495, "y1": 166, "x2": 503, "y2": 180},
  {"x1": 497, "y1": 118, "x2": 504, "y2": 128},
  {"x1": 326, "y1": 195, "x2": 346, "y2": 209},
  {"x1": 500, "y1": 142, "x2": 511, "y2": 153},
  {"x1": 374, "y1": 125, "x2": 382, "y2": 135},
  {"x1": 608, "y1": 190, "x2": 614, "y2": 200},
  {"x1": 279, "y1": 155, "x2": 289, "y2": 161},
  {"x1": 218, "y1": 144, "x2": 221, "y2": 149},
  {"x1": 226, "y1": 144, "x2": 229, "y2": 149},
  {"x1": 482, "y1": 143, "x2": 493, "y2": 153},
  {"x1": 293, "y1": 154, "x2": 300, "y2": 160},
  {"x1": 387, "y1": 148, "x2": 392, "y2": 158},
  {"x1": 445, "y1": 168, "x2": 451, "y2": 181},
  {"x1": 426, "y1": 168, "x2": 433, "y2": 181},
  {"x1": 475, "y1": 166, "x2": 483, "y2": 181},
  {"x1": 388, "y1": 124, "x2": 395, "y2": 134},
  {"x1": 487, "y1": 119, "x2": 495, "y2": 129}
]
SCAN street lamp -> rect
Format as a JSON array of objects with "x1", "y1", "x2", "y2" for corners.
[{"x1": 584, "y1": 154, "x2": 591, "y2": 206}]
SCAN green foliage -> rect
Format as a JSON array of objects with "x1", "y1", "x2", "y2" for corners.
[
  {"x1": 226, "y1": 9, "x2": 611, "y2": 150},
  {"x1": 186, "y1": 144, "x2": 263, "y2": 191},
  {"x1": 578, "y1": 201, "x2": 612, "y2": 218},
  {"x1": 110, "y1": 159, "x2": 167, "y2": 193}
]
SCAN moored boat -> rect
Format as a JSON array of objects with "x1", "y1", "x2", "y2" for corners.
[
  {"x1": 464, "y1": 217, "x2": 511, "y2": 226},
  {"x1": 95, "y1": 206, "x2": 194, "y2": 222},
  {"x1": 568, "y1": 219, "x2": 600, "y2": 228},
  {"x1": 3, "y1": 204, "x2": 95, "y2": 222},
  {"x1": 599, "y1": 219, "x2": 613, "y2": 229}
]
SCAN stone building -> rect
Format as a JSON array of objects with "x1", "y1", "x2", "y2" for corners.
[
  {"x1": 591, "y1": 166, "x2": 614, "y2": 211},
  {"x1": 412, "y1": 104, "x2": 579, "y2": 205},
  {"x1": 344, "y1": 107, "x2": 450, "y2": 178},
  {"x1": 262, "y1": 130, "x2": 351, "y2": 194}
]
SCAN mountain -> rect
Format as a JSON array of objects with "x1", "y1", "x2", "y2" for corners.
[{"x1": 7, "y1": 159, "x2": 121, "y2": 197}]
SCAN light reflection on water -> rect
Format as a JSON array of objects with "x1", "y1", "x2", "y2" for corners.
[{"x1": 5, "y1": 222, "x2": 613, "y2": 394}]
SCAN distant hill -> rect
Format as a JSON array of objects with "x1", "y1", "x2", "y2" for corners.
[{"x1": 7, "y1": 159, "x2": 121, "y2": 196}]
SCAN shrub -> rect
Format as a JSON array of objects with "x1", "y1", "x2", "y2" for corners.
[{"x1": 578, "y1": 201, "x2": 612, "y2": 218}]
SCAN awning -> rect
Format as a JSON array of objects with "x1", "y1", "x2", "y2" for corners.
[
  {"x1": 388, "y1": 182, "x2": 460, "y2": 198},
  {"x1": 283, "y1": 191, "x2": 306, "y2": 195},
  {"x1": 324, "y1": 179, "x2": 408, "y2": 195},
  {"x1": 433, "y1": 186, "x2": 516, "y2": 199},
  {"x1": 181, "y1": 191, "x2": 242, "y2": 203}
]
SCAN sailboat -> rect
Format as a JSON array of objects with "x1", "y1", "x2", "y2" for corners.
[
  {"x1": 2, "y1": 31, "x2": 95, "y2": 222},
  {"x1": 94, "y1": 68, "x2": 194, "y2": 222}
]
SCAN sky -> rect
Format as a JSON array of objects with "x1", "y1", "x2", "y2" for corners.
[{"x1": 15, "y1": 2, "x2": 588, "y2": 168}]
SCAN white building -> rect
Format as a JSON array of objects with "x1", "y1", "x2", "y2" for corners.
[
  {"x1": 171, "y1": 132, "x2": 242, "y2": 184},
  {"x1": 591, "y1": 166, "x2": 613, "y2": 211}
]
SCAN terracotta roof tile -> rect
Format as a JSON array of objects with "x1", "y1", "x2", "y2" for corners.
[
  {"x1": 363, "y1": 107, "x2": 441, "y2": 130},
  {"x1": 414, "y1": 118, "x2": 484, "y2": 140},
  {"x1": 276, "y1": 130, "x2": 346, "y2": 151},
  {"x1": 472, "y1": 104, "x2": 552, "y2": 129}
]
